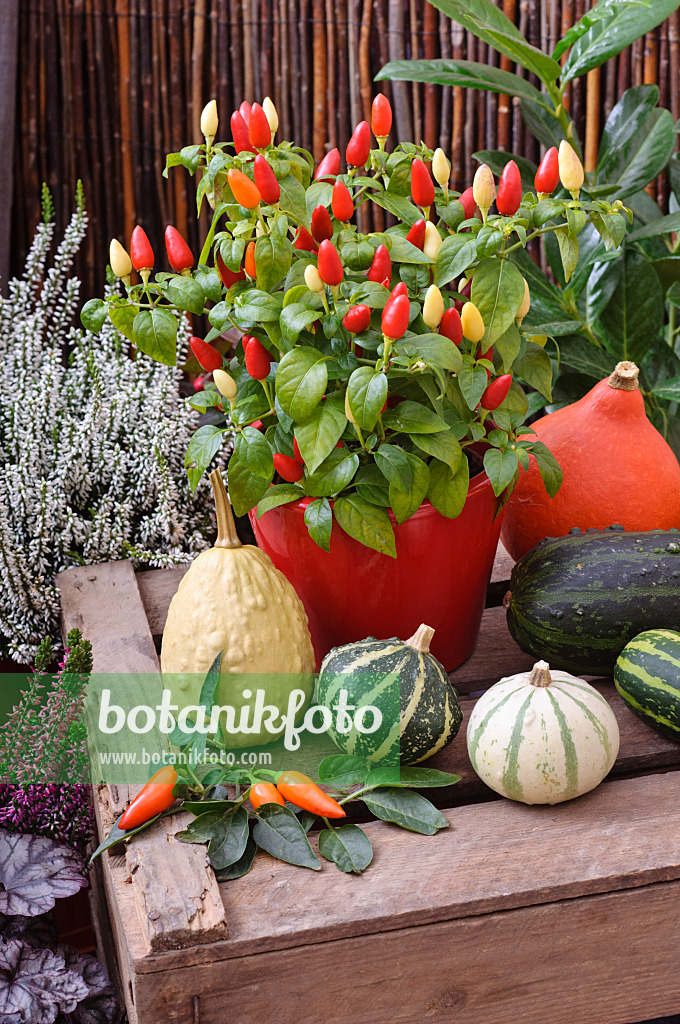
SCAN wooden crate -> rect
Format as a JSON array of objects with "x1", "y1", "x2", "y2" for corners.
[{"x1": 56, "y1": 551, "x2": 680, "y2": 1024}]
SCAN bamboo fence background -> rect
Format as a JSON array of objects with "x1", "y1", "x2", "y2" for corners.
[{"x1": 11, "y1": 0, "x2": 680, "y2": 298}]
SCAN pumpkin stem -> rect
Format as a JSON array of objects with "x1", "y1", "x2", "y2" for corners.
[
  {"x1": 404, "y1": 624, "x2": 435, "y2": 653},
  {"x1": 209, "y1": 469, "x2": 242, "y2": 549},
  {"x1": 608, "y1": 361, "x2": 639, "y2": 391},
  {"x1": 528, "y1": 660, "x2": 552, "y2": 688}
]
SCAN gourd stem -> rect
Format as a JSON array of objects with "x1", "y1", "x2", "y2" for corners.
[
  {"x1": 404, "y1": 624, "x2": 435, "y2": 653},
  {"x1": 528, "y1": 660, "x2": 552, "y2": 688},
  {"x1": 608, "y1": 361, "x2": 639, "y2": 391},
  {"x1": 209, "y1": 469, "x2": 242, "y2": 549}
]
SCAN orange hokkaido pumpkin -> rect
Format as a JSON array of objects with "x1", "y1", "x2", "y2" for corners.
[{"x1": 501, "y1": 361, "x2": 680, "y2": 560}]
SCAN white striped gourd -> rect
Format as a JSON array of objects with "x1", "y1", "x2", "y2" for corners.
[
  {"x1": 317, "y1": 624, "x2": 462, "y2": 765},
  {"x1": 467, "y1": 661, "x2": 619, "y2": 804}
]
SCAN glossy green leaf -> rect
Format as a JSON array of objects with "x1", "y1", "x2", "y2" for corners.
[
  {"x1": 232, "y1": 289, "x2": 282, "y2": 328},
  {"x1": 333, "y1": 495, "x2": 397, "y2": 558},
  {"x1": 494, "y1": 322, "x2": 522, "y2": 372},
  {"x1": 523, "y1": 439, "x2": 563, "y2": 498},
  {"x1": 206, "y1": 807, "x2": 251, "y2": 871},
  {"x1": 175, "y1": 810, "x2": 226, "y2": 844},
  {"x1": 164, "y1": 275, "x2": 205, "y2": 315},
  {"x1": 427, "y1": 457, "x2": 469, "y2": 518},
  {"x1": 354, "y1": 464, "x2": 391, "y2": 507},
  {"x1": 370, "y1": 191, "x2": 421, "y2": 225},
  {"x1": 387, "y1": 235, "x2": 432, "y2": 265},
  {"x1": 279, "y1": 303, "x2": 321, "y2": 349},
  {"x1": 214, "y1": 834, "x2": 257, "y2": 881},
  {"x1": 80, "y1": 298, "x2": 108, "y2": 333},
  {"x1": 518, "y1": 98, "x2": 567, "y2": 152},
  {"x1": 132, "y1": 308, "x2": 178, "y2": 366},
  {"x1": 471, "y1": 258, "x2": 525, "y2": 344},
  {"x1": 317, "y1": 754, "x2": 371, "y2": 790},
  {"x1": 361, "y1": 787, "x2": 448, "y2": 835},
  {"x1": 318, "y1": 825, "x2": 373, "y2": 874},
  {"x1": 227, "y1": 447, "x2": 273, "y2": 516},
  {"x1": 278, "y1": 174, "x2": 309, "y2": 228},
  {"x1": 381, "y1": 400, "x2": 448, "y2": 434},
  {"x1": 185, "y1": 425, "x2": 226, "y2": 492},
  {"x1": 376, "y1": 58, "x2": 545, "y2": 104},
  {"x1": 89, "y1": 812, "x2": 165, "y2": 863},
  {"x1": 628, "y1": 212, "x2": 680, "y2": 241},
  {"x1": 553, "y1": 226, "x2": 580, "y2": 283},
  {"x1": 614, "y1": 109, "x2": 676, "y2": 200},
  {"x1": 557, "y1": 334, "x2": 615, "y2": 379},
  {"x1": 364, "y1": 766, "x2": 462, "y2": 789},
  {"x1": 458, "y1": 361, "x2": 489, "y2": 410},
  {"x1": 410, "y1": 431, "x2": 462, "y2": 473},
  {"x1": 293, "y1": 396, "x2": 347, "y2": 473},
  {"x1": 433, "y1": 235, "x2": 477, "y2": 288},
  {"x1": 275, "y1": 348, "x2": 329, "y2": 421},
  {"x1": 235, "y1": 426, "x2": 274, "y2": 477},
  {"x1": 304, "y1": 497, "x2": 333, "y2": 551},
  {"x1": 598, "y1": 249, "x2": 664, "y2": 362},
  {"x1": 108, "y1": 302, "x2": 137, "y2": 342},
  {"x1": 252, "y1": 805, "x2": 321, "y2": 870},
  {"x1": 512, "y1": 341, "x2": 553, "y2": 400},
  {"x1": 304, "y1": 448, "x2": 359, "y2": 497},
  {"x1": 652, "y1": 375, "x2": 680, "y2": 401},
  {"x1": 596, "y1": 85, "x2": 660, "y2": 181},
  {"x1": 347, "y1": 367, "x2": 389, "y2": 431},
  {"x1": 389, "y1": 455, "x2": 430, "y2": 524},
  {"x1": 374, "y1": 444, "x2": 413, "y2": 492},
  {"x1": 256, "y1": 483, "x2": 305, "y2": 517},
  {"x1": 255, "y1": 234, "x2": 292, "y2": 293},
  {"x1": 423, "y1": 0, "x2": 561, "y2": 82},
  {"x1": 483, "y1": 447, "x2": 519, "y2": 496},
  {"x1": 562, "y1": 0, "x2": 680, "y2": 81}
]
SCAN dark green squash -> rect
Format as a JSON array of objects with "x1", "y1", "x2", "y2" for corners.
[
  {"x1": 317, "y1": 624, "x2": 462, "y2": 765},
  {"x1": 615, "y1": 628, "x2": 680, "y2": 742},
  {"x1": 505, "y1": 527, "x2": 680, "y2": 674}
]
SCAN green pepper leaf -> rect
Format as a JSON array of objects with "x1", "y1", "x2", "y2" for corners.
[
  {"x1": 304, "y1": 497, "x2": 333, "y2": 552},
  {"x1": 235, "y1": 425, "x2": 274, "y2": 477},
  {"x1": 318, "y1": 825, "x2": 373, "y2": 874},
  {"x1": 433, "y1": 235, "x2": 477, "y2": 287},
  {"x1": 185, "y1": 425, "x2": 227, "y2": 492},
  {"x1": 361, "y1": 787, "x2": 448, "y2": 835},
  {"x1": 388, "y1": 455, "x2": 430, "y2": 525},
  {"x1": 364, "y1": 766, "x2": 462, "y2": 789},
  {"x1": 427, "y1": 457, "x2": 469, "y2": 518},
  {"x1": 376, "y1": 58, "x2": 545, "y2": 104},
  {"x1": 256, "y1": 483, "x2": 305, "y2": 517},
  {"x1": 80, "y1": 298, "x2": 108, "y2": 333},
  {"x1": 214, "y1": 834, "x2": 257, "y2": 881},
  {"x1": 252, "y1": 804, "x2": 321, "y2": 870},
  {"x1": 275, "y1": 348, "x2": 329, "y2": 421},
  {"x1": 227, "y1": 447, "x2": 273, "y2": 517},
  {"x1": 280, "y1": 303, "x2": 322, "y2": 349},
  {"x1": 410, "y1": 431, "x2": 462, "y2": 473},
  {"x1": 512, "y1": 340, "x2": 553, "y2": 400},
  {"x1": 333, "y1": 495, "x2": 397, "y2": 557},
  {"x1": 207, "y1": 806, "x2": 251, "y2": 871},
  {"x1": 317, "y1": 755, "x2": 371, "y2": 790},
  {"x1": 470, "y1": 257, "x2": 525, "y2": 344},
  {"x1": 294, "y1": 395, "x2": 347, "y2": 473},
  {"x1": 347, "y1": 367, "x2": 389, "y2": 431},
  {"x1": 381, "y1": 400, "x2": 448, "y2": 434},
  {"x1": 132, "y1": 308, "x2": 178, "y2": 366},
  {"x1": 163, "y1": 275, "x2": 206, "y2": 315},
  {"x1": 304, "y1": 448, "x2": 359, "y2": 497},
  {"x1": 255, "y1": 234, "x2": 292, "y2": 293},
  {"x1": 483, "y1": 447, "x2": 520, "y2": 496}
]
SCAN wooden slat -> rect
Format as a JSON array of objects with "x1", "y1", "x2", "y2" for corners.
[
  {"x1": 131, "y1": 879, "x2": 680, "y2": 1024},
  {"x1": 449, "y1": 605, "x2": 536, "y2": 692},
  {"x1": 57, "y1": 560, "x2": 228, "y2": 954}
]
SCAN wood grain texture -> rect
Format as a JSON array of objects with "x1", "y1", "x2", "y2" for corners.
[
  {"x1": 449, "y1": 605, "x2": 536, "y2": 693},
  {"x1": 131, "y1": 880, "x2": 680, "y2": 1024}
]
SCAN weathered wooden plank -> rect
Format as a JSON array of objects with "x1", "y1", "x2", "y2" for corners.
[
  {"x1": 449, "y1": 605, "x2": 536, "y2": 692},
  {"x1": 131, "y1": 879, "x2": 680, "y2": 1024},
  {"x1": 121, "y1": 770, "x2": 680, "y2": 974},
  {"x1": 57, "y1": 560, "x2": 162, "y2": 673},
  {"x1": 136, "y1": 565, "x2": 188, "y2": 638}
]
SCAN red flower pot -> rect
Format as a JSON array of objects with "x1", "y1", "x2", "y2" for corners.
[{"x1": 249, "y1": 471, "x2": 503, "y2": 671}]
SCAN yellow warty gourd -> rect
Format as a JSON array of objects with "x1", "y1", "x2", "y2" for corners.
[{"x1": 161, "y1": 469, "x2": 315, "y2": 747}]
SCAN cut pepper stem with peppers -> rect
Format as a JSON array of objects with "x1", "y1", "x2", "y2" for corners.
[{"x1": 85, "y1": 93, "x2": 630, "y2": 556}]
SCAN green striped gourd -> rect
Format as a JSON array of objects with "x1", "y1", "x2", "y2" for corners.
[
  {"x1": 467, "y1": 661, "x2": 620, "y2": 804},
  {"x1": 317, "y1": 624, "x2": 462, "y2": 765},
  {"x1": 614, "y1": 629, "x2": 680, "y2": 742}
]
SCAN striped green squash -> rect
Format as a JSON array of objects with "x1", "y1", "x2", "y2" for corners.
[
  {"x1": 317, "y1": 624, "x2": 462, "y2": 765},
  {"x1": 467, "y1": 661, "x2": 620, "y2": 804},
  {"x1": 614, "y1": 629, "x2": 680, "y2": 742}
]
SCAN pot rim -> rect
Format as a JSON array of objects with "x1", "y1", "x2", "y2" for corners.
[{"x1": 250, "y1": 469, "x2": 498, "y2": 519}]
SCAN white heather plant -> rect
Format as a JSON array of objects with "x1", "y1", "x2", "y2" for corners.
[{"x1": 0, "y1": 186, "x2": 231, "y2": 662}]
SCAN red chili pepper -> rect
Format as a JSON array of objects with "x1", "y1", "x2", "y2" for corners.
[
  {"x1": 317, "y1": 239, "x2": 344, "y2": 286},
  {"x1": 228, "y1": 168, "x2": 261, "y2": 209},
  {"x1": 239, "y1": 100, "x2": 252, "y2": 126},
  {"x1": 164, "y1": 226, "x2": 193, "y2": 273},
  {"x1": 230, "y1": 110, "x2": 255, "y2": 154},
  {"x1": 293, "y1": 437, "x2": 304, "y2": 464},
  {"x1": 217, "y1": 252, "x2": 246, "y2": 288},
  {"x1": 439, "y1": 307, "x2": 463, "y2": 346},
  {"x1": 130, "y1": 226, "x2": 154, "y2": 271},
  {"x1": 383, "y1": 280, "x2": 408, "y2": 318},
  {"x1": 253, "y1": 155, "x2": 281, "y2": 204},
  {"x1": 346, "y1": 120, "x2": 371, "y2": 167},
  {"x1": 343, "y1": 304, "x2": 371, "y2": 334},
  {"x1": 244, "y1": 337, "x2": 271, "y2": 380},
  {"x1": 458, "y1": 186, "x2": 477, "y2": 220},
  {"x1": 454, "y1": 276, "x2": 473, "y2": 312},
  {"x1": 294, "y1": 226, "x2": 318, "y2": 253},
  {"x1": 193, "y1": 375, "x2": 204, "y2": 392},
  {"x1": 190, "y1": 336, "x2": 223, "y2": 373},
  {"x1": 248, "y1": 102, "x2": 272, "y2": 149},
  {"x1": 405, "y1": 219, "x2": 427, "y2": 251},
  {"x1": 276, "y1": 770, "x2": 346, "y2": 819},
  {"x1": 534, "y1": 146, "x2": 560, "y2": 195},
  {"x1": 371, "y1": 94, "x2": 393, "y2": 138},
  {"x1": 245, "y1": 240, "x2": 257, "y2": 279},
  {"x1": 249, "y1": 782, "x2": 286, "y2": 811},
  {"x1": 241, "y1": 334, "x2": 254, "y2": 354},
  {"x1": 314, "y1": 148, "x2": 341, "y2": 181},
  {"x1": 273, "y1": 453, "x2": 304, "y2": 483},
  {"x1": 481, "y1": 373, "x2": 512, "y2": 410},
  {"x1": 119, "y1": 767, "x2": 178, "y2": 831},
  {"x1": 410, "y1": 159, "x2": 435, "y2": 208},
  {"x1": 311, "y1": 205, "x2": 333, "y2": 243},
  {"x1": 479, "y1": 345, "x2": 494, "y2": 378},
  {"x1": 496, "y1": 160, "x2": 522, "y2": 216},
  {"x1": 331, "y1": 181, "x2": 354, "y2": 222},
  {"x1": 382, "y1": 293, "x2": 410, "y2": 341},
  {"x1": 368, "y1": 244, "x2": 391, "y2": 283}
]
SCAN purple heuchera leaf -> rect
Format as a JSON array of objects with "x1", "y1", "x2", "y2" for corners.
[
  {"x1": 56, "y1": 946, "x2": 118, "y2": 1024},
  {"x1": 0, "y1": 831, "x2": 86, "y2": 917},
  {"x1": 0, "y1": 938, "x2": 89, "y2": 1023}
]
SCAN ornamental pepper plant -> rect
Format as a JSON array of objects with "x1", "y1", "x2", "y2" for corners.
[{"x1": 83, "y1": 95, "x2": 629, "y2": 556}]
